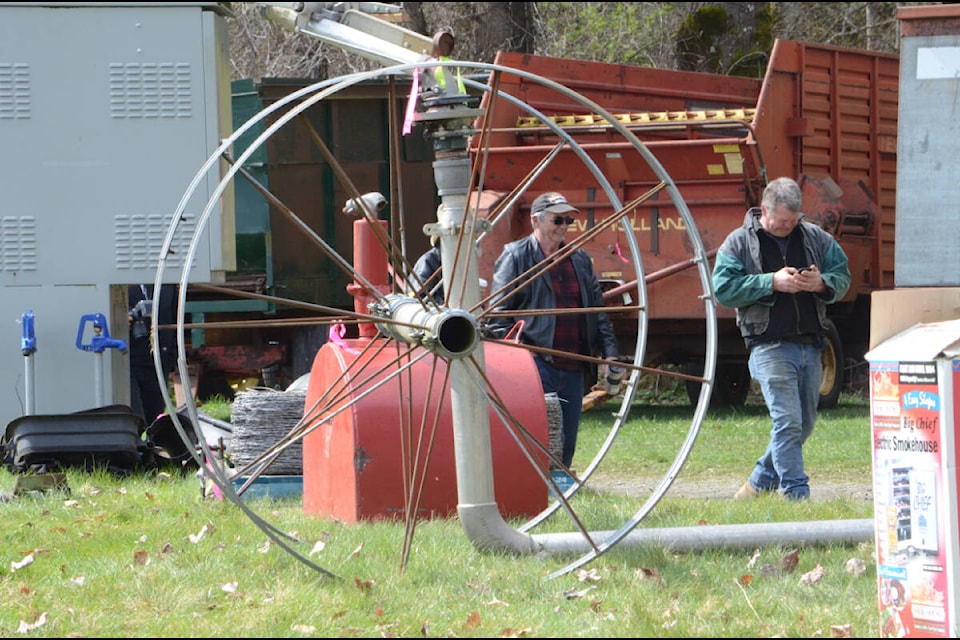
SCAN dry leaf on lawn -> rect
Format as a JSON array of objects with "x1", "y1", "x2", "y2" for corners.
[
  {"x1": 844, "y1": 558, "x2": 866, "y2": 576},
  {"x1": 354, "y1": 577, "x2": 374, "y2": 592},
  {"x1": 576, "y1": 568, "x2": 602, "y2": 582},
  {"x1": 11, "y1": 552, "x2": 34, "y2": 572},
  {"x1": 16, "y1": 612, "x2": 47, "y2": 633},
  {"x1": 465, "y1": 610, "x2": 481, "y2": 629},
  {"x1": 498, "y1": 626, "x2": 532, "y2": 637},
  {"x1": 636, "y1": 566, "x2": 666, "y2": 587},
  {"x1": 563, "y1": 585, "x2": 596, "y2": 599},
  {"x1": 780, "y1": 548, "x2": 799, "y2": 574},
  {"x1": 800, "y1": 564, "x2": 825, "y2": 586},
  {"x1": 189, "y1": 524, "x2": 211, "y2": 544}
]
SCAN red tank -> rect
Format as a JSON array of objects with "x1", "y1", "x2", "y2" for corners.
[{"x1": 302, "y1": 337, "x2": 550, "y2": 523}]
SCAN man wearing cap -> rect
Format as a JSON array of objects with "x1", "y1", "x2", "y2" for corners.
[{"x1": 489, "y1": 191, "x2": 619, "y2": 471}]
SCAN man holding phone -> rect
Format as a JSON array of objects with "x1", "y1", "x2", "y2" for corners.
[{"x1": 711, "y1": 177, "x2": 851, "y2": 501}]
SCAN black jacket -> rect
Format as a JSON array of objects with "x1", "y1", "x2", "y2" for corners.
[
  {"x1": 489, "y1": 234, "x2": 618, "y2": 362},
  {"x1": 128, "y1": 284, "x2": 177, "y2": 374}
]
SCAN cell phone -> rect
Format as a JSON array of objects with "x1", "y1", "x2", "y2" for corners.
[{"x1": 797, "y1": 266, "x2": 812, "y2": 273}]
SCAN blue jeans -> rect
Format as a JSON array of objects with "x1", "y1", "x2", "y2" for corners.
[
  {"x1": 535, "y1": 357, "x2": 584, "y2": 469},
  {"x1": 747, "y1": 341, "x2": 822, "y2": 500}
]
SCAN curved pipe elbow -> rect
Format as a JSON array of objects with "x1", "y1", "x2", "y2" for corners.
[{"x1": 458, "y1": 502, "x2": 541, "y2": 555}]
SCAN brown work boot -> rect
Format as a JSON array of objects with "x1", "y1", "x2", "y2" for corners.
[{"x1": 734, "y1": 481, "x2": 759, "y2": 499}]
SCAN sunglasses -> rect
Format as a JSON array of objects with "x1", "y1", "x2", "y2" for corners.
[{"x1": 547, "y1": 215, "x2": 575, "y2": 226}]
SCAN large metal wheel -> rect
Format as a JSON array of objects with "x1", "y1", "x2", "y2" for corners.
[{"x1": 149, "y1": 60, "x2": 719, "y2": 579}]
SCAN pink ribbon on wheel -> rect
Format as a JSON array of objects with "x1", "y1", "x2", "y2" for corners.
[
  {"x1": 402, "y1": 68, "x2": 420, "y2": 136},
  {"x1": 329, "y1": 322, "x2": 358, "y2": 354}
]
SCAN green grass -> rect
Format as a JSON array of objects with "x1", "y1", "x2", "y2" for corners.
[
  {"x1": 577, "y1": 392, "x2": 873, "y2": 493},
  {"x1": 0, "y1": 392, "x2": 883, "y2": 637}
]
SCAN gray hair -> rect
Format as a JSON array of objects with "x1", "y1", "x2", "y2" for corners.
[{"x1": 761, "y1": 177, "x2": 802, "y2": 213}]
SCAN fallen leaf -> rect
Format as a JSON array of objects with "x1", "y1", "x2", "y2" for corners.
[
  {"x1": 485, "y1": 596, "x2": 509, "y2": 607},
  {"x1": 16, "y1": 612, "x2": 47, "y2": 633},
  {"x1": 636, "y1": 566, "x2": 666, "y2": 587},
  {"x1": 11, "y1": 553, "x2": 34, "y2": 572},
  {"x1": 309, "y1": 540, "x2": 326, "y2": 556},
  {"x1": 780, "y1": 548, "x2": 799, "y2": 574},
  {"x1": 465, "y1": 610, "x2": 481, "y2": 629},
  {"x1": 354, "y1": 577, "x2": 374, "y2": 593},
  {"x1": 190, "y1": 524, "x2": 213, "y2": 544},
  {"x1": 760, "y1": 564, "x2": 779, "y2": 577},
  {"x1": 576, "y1": 568, "x2": 602, "y2": 583},
  {"x1": 221, "y1": 581, "x2": 238, "y2": 593},
  {"x1": 291, "y1": 623, "x2": 316, "y2": 633},
  {"x1": 747, "y1": 548, "x2": 761, "y2": 568},
  {"x1": 133, "y1": 550, "x2": 150, "y2": 566},
  {"x1": 348, "y1": 543, "x2": 364, "y2": 559},
  {"x1": 258, "y1": 539, "x2": 273, "y2": 553},
  {"x1": 63, "y1": 500, "x2": 81, "y2": 509},
  {"x1": 69, "y1": 576, "x2": 85, "y2": 586},
  {"x1": 844, "y1": 558, "x2": 866, "y2": 576},
  {"x1": 737, "y1": 574, "x2": 753, "y2": 587},
  {"x1": 800, "y1": 564, "x2": 825, "y2": 586},
  {"x1": 420, "y1": 621, "x2": 430, "y2": 637},
  {"x1": 830, "y1": 623, "x2": 853, "y2": 637},
  {"x1": 498, "y1": 626, "x2": 532, "y2": 637},
  {"x1": 563, "y1": 585, "x2": 596, "y2": 599},
  {"x1": 189, "y1": 524, "x2": 210, "y2": 544}
]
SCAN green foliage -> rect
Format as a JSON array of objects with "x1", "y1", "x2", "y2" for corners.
[
  {"x1": 200, "y1": 395, "x2": 232, "y2": 422},
  {"x1": 536, "y1": 2, "x2": 684, "y2": 67},
  {"x1": 675, "y1": 4, "x2": 731, "y2": 72}
]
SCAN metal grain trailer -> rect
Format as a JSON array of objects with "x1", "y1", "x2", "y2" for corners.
[{"x1": 471, "y1": 40, "x2": 899, "y2": 407}]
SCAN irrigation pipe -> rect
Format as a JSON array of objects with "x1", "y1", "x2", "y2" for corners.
[{"x1": 533, "y1": 518, "x2": 874, "y2": 556}]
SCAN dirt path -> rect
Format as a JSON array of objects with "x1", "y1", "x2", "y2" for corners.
[{"x1": 589, "y1": 474, "x2": 873, "y2": 502}]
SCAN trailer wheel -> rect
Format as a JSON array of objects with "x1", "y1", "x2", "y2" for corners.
[
  {"x1": 818, "y1": 319, "x2": 843, "y2": 409},
  {"x1": 685, "y1": 361, "x2": 750, "y2": 407}
]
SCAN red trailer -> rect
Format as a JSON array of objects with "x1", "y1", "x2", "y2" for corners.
[{"x1": 471, "y1": 39, "x2": 899, "y2": 407}]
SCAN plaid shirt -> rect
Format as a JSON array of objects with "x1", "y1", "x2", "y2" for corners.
[{"x1": 550, "y1": 257, "x2": 584, "y2": 370}]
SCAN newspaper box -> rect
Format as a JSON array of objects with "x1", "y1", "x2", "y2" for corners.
[{"x1": 865, "y1": 319, "x2": 960, "y2": 637}]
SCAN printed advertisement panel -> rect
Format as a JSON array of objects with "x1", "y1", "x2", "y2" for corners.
[{"x1": 871, "y1": 360, "x2": 950, "y2": 637}]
